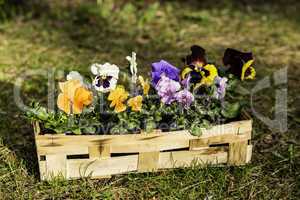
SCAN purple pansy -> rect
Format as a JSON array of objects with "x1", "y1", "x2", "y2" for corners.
[
  {"x1": 151, "y1": 60, "x2": 180, "y2": 86},
  {"x1": 155, "y1": 75, "x2": 181, "y2": 104},
  {"x1": 181, "y1": 74, "x2": 191, "y2": 89},
  {"x1": 175, "y1": 89, "x2": 194, "y2": 108},
  {"x1": 214, "y1": 76, "x2": 228, "y2": 99}
]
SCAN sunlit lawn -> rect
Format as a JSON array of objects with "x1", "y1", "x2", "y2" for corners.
[{"x1": 0, "y1": 1, "x2": 299, "y2": 199}]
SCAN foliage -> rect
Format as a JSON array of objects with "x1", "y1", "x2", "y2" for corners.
[
  {"x1": 25, "y1": 52, "x2": 248, "y2": 136},
  {"x1": 0, "y1": 0, "x2": 299, "y2": 199}
]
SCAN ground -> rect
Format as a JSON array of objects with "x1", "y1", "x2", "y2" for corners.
[{"x1": 0, "y1": 0, "x2": 299, "y2": 199}]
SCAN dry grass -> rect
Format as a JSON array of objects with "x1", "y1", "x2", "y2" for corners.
[{"x1": 0, "y1": 0, "x2": 299, "y2": 199}]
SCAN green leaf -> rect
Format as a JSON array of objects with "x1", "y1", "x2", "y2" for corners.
[
  {"x1": 145, "y1": 120, "x2": 156, "y2": 133},
  {"x1": 82, "y1": 127, "x2": 96, "y2": 134},
  {"x1": 72, "y1": 128, "x2": 82, "y2": 135},
  {"x1": 189, "y1": 123, "x2": 203, "y2": 136},
  {"x1": 221, "y1": 102, "x2": 241, "y2": 118}
]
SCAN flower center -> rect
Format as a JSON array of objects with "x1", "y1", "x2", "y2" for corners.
[
  {"x1": 96, "y1": 76, "x2": 113, "y2": 88},
  {"x1": 244, "y1": 67, "x2": 252, "y2": 77}
]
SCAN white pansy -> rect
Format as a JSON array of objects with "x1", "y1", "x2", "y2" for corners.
[
  {"x1": 90, "y1": 63, "x2": 119, "y2": 93},
  {"x1": 126, "y1": 52, "x2": 138, "y2": 83},
  {"x1": 66, "y1": 71, "x2": 84, "y2": 85},
  {"x1": 91, "y1": 63, "x2": 119, "y2": 78}
]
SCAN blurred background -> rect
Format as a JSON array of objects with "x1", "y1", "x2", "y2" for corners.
[{"x1": 0, "y1": 0, "x2": 299, "y2": 199}]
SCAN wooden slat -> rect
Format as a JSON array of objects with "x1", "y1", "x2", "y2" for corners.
[
  {"x1": 36, "y1": 120, "x2": 252, "y2": 155},
  {"x1": 66, "y1": 147, "x2": 227, "y2": 179},
  {"x1": 33, "y1": 121, "x2": 41, "y2": 136},
  {"x1": 159, "y1": 149, "x2": 228, "y2": 169},
  {"x1": 36, "y1": 120, "x2": 252, "y2": 147},
  {"x1": 37, "y1": 145, "x2": 88, "y2": 155},
  {"x1": 228, "y1": 141, "x2": 248, "y2": 165},
  {"x1": 35, "y1": 120, "x2": 253, "y2": 180},
  {"x1": 37, "y1": 133, "x2": 249, "y2": 155},
  {"x1": 88, "y1": 145, "x2": 110, "y2": 159},
  {"x1": 189, "y1": 139, "x2": 209, "y2": 150},
  {"x1": 39, "y1": 160, "x2": 47, "y2": 181},
  {"x1": 246, "y1": 145, "x2": 253, "y2": 163},
  {"x1": 44, "y1": 154, "x2": 67, "y2": 179},
  {"x1": 68, "y1": 155, "x2": 139, "y2": 178},
  {"x1": 138, "y1": 152, "x2": 160, "y2": 172}
]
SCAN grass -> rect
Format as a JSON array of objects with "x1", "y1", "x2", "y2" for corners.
[{"x1": 0, "y1": 0, "x2": 299, "y2": 199}]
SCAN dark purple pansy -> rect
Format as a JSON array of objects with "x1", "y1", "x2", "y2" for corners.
[
  {"x1": 95, "y1": 76, "x2": 112, "y2": 88},
  {"x1": 151, "y1": 60, "x2": 180, "y2": 85},
  {"x1": 182, "y1": 45, "x2": 207, "y2": 66},
  {"x1": 180, "y1": 45, "x2": 207, "y2": 86},
  {"x1": 223, "y1": 48, "x2": 253, "y2": 78}
]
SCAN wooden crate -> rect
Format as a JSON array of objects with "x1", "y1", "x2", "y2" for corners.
[{"x1": 33, "y1": 120, "x2": 252, "y2": 181}]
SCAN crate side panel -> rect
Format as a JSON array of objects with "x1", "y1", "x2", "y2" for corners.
[
  {"x1": 246, "y1": 145, "x2": 253, "y2": 163},
  {"x1": 228, "y1": 141, "x2": 248, "y2": 165},
  {"x1": 66, "y1": 147, "x2": 228, "y2": 179},
  {"x1": 67, "y1": 155, "x2": 139, "y2": 179},
  {"x1": 138, "y1": 151, "x2": 160, "y2": 172},
  {"x1": 35, "y1": 120, "x2": 252, "y2": 147},
  {"x1": 36, "y1": 131, "x2": 250, "y2": 155},
  {"x1": 158, "y1": 148, "x2": 228, "y2": 169}
]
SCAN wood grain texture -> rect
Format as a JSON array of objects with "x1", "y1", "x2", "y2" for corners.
[
  {"x1": 88, "y1": 145, "x2": 111, "y2": 159},
  {"x1": 64, "y1": 147, "x2": 227, "y2": 179},
  {"x1": 138, "y1": 151, "x2": 160, "y2": 172},
  {"x1": 44, "y1": 154, "x2": 67, "y2": 180},
  {"x1": 36, "y1": 120, "x2": 252, "y2": 155},
  {"x1": 228, "y1": 141, "x2": 248, "y2": 165},
  {"x1": 35, "y1": 120, "x2": 253, "y2": 181}
]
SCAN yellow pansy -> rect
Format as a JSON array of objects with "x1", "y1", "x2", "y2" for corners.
[
  {"x1": 57, "y1": 80, "x2": 93, "y2": 114},
  {"x1": 128, "y1": 95, "x2": 143, "y2": 112},
  {"x1": 199, "y1": 64, "x2": 218, "y2": 86},
  {"x1": 108, "y1": 85, "x2": 129, "y2": 113},
  {"x1": 241, "y1": 59, "x2": 256, "y2": 81},
  {"x1": 138, "y1": 76, "x2": 150, "y2": 95},
  {"x1": 181, "y1": 67, "x2": 193, "y2": 79}
]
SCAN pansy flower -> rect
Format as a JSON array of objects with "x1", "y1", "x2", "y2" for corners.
[
  {"x1": 181, "y1": 45, "x2": 207, "y2": 80},
  {"x1": 182, "y1": 64, "x2": 218, "y2": 90},
  {"x1": 138, "y1": 76, "x2": 150, "y2": 95},
  {"x1": 151, "y1": 60, "x2": 180, "y2": 86},
  {"x1": 181, "y1": 45, "x2": 218, "y2": 88},
  {"x1": 199, "y1": 64, "x2": 218, "y2": 86},
  {"x1": 91, "y1": 63, "x2": 119, "y2": 93},
  {"x1": 128, "y1": 95, "x2": 143, "y2": 112},
  {"x1": 57, "y1": 79, "x2": 93, "y2": 114},
  {"x1": 174, "y1": 89, "x2": 194, "y2": 108},
  {"x1": 223, "y1": 48, "x2": 256, "y2": 80},
  {"x1": 213, "y1": 76, "x2": 228, "y2": 100},
  {"x1": 155, "y1": 75, "x2": 181, "y2": 104},
  {"x1": 107, "y1": 85, "x2": 129, "y2": 113},
  {"x1": 183, "y1": 45, "x2": 207, "y2": 67},
  {"x1": 66, "y1": 71, "x2": 84, "y2": 84}
]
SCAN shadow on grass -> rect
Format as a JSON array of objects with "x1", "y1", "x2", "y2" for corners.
[
  {"x1": 2, "y1": 0, "x2": 300, "y2": 26},
  {"x1": 0, "y1": 79, "x2": 47, "y2": 178},
  {"x1": 0, "y1": 0, "x2": 299, "y2": 180}
]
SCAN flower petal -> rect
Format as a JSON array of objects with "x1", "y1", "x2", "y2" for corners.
[
  {"x1": 66, "y1": 71, "x2": 84, "y2": 83},
  {"x1": 99, "y1": 63, "x2": 119, "y2": 79},
  {"x1": 241, "y1": 59, "x2": 254, "y2": 80},
  {"x1": 58, "y1": 80, "x2": 82, "y2": 100},
  {"x1": 184, "y1": 45, "x2": 207, "y2": 66},
  {"x1": 74, "y1": 87, "x2": 93, "y2": 105},
  {"x1": 151, "y1": 60, "x2": 180, "y2": 85},
  {"x1": 91, "y1": 63, "x2": 100, "y2": 75},
  {"x1": 115, "y1": 102, "x2": 126, "y2": 113},
  {"x1": 128, "y1": 95, "x2": 143, "y2": 112},
  {"x1": 223, "y1": 48, "x2": 254, "y2": 80},
  {"x1": 107, "y1": 85, "x2": 129, "y2": 112},
  {"x1": 57, "y1": 93, "x2": 71, "y2": 114}
]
